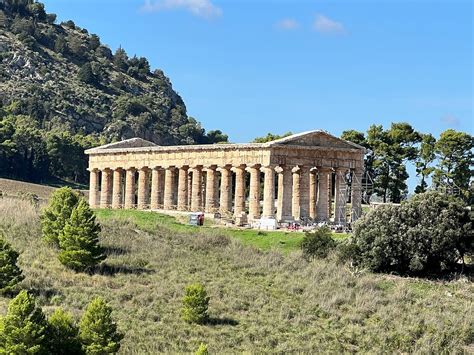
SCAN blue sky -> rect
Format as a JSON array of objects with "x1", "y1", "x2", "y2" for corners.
[{"x1": 43, "y1": 0, "x2": 472, "y2": 190}]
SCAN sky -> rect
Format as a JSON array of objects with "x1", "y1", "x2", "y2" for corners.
[{"x1": 42, "y1": 0, "x2": 473, "y2": 191}]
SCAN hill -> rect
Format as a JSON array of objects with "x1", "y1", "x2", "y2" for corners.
[
  {"x1": 0, "y1": 0, "x2": 227, "y2": 184},
  {"x1": 0, "y1": 197, "x2": 472, "y2": 353}
]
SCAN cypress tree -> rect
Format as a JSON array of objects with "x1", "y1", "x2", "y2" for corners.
[
  {"x1": 0, "y1": 291, "x2": 48, "y2": 354},
  {"x1": 0, "y1": 236, "x2": 24, "y2": 294},
  {"x1": 41, "y1": 187, "x2": 80, "y2": 246},
  {"x1": 58, "y1": 199, "x2": 105, "y2": 272},
  {"x1": 47, "y1": 308, "x2": 83, "y2": 355},
  {"x1": 181, "y1": 283, "x2": 210, "y2": 324},
  {"x1": 79, "y1": 297, "x2": 123, "y2": 354}
]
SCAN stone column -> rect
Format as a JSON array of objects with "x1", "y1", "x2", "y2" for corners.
[
  {"x1": 316, "y1": 168, "x2": 330, "y2": 222},
  {"x1": 351, "y1": 169, "x2": 363, "y2": 222},
  {"x1": 124, "y1": 168, "x2": 136, "y2": 209},
  {"x1": 191, "y1": 166, "x2": 203, "y2": 211},
  {"x1": 327, "y1": 170, "x2": 333, "y2": 219},
  {"x1": 150, "y1": 167, "x2": 163, "y2": 210},
  {"x1": 334, "y1": 168, "x2": 347, "y2": 224},
  {"x1": 111, "y1": 168, "x2": 123, "y2": 209},
  {"x1": 292, "y1": 167, "x2": 301, "y2": 220},
  {"x1": 309, "y1": 169, "x2": 318, "y2": 220},
  {"x1": 88, "y1": 169, "x2": 100, "y2": 208},
  {"x1": 219, "y1": 166, "x2": 232, "y2": 214},
  {"x1": 100, "y1": 168, "x2": 112, "y2": 208},
  {"x1": 233, "y1": 165, "x2": 246, "y2": 216},
  {"x1": 163, "y1": 166, "x2": 176, "y2": 210},
  {"x1": 276, "y1": 166, "x2": 293, "y2": 221},
  {"x1": 205, "y1": 166, "x2": 218, "y2": 213},
  {"x1": 299, "y1": 166, "x2": 310, "y2": 219},
  {"x1": 262, "y1": 166, "x2": 275, "y2": 218},
  {"x1": 248, "y1": 165, "x2": 261, "y2": 220},
  {"x1": 177, "y1": 166, "x2": 189, "y2": 211},
  {"x1": 137, "y1": 167, "x2": 150, "y2": 210}
]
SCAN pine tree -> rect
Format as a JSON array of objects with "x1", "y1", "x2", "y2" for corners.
[
  {"x1": 78, "y1": 62, "x2": 98, "y2": 85},
  {"x1": 0, "y1": 291, "x2": 48, "y2": 354},
  {"x1": 79, "y1": 297, "x2": 123, "y2": 354},
  {"x1": 0, "y1": 236, "x2": 24, "y2": 294},
  {"x1": 47, "y1": 308, "x2": 83, "y2": 355},
  {"x1": 181, "y1": 283, "x2": 210, "y2": 324},
  {"x1": 58, "y1": 199, "x2": 105, "y2": 272},
  {"x1": 41, "y1": 187, "x2": 80, "y2": 246}
]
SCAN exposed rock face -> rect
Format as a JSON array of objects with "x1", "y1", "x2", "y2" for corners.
[{"x1": 0, "y1": 5, "x2": 205, "y2": 146}]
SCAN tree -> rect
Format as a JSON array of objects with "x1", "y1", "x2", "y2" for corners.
[
  {"x1": 352, "y1": 191, "x2": 473, "y2": 275},
  {"x1": 78, "y1": 62, "x2": 98, "y2": 86},
  {"x1": 113, "y1": 47, "x2": 128, "y2": 72},
  {"x1": 58, "y1": 199, "x2": 105, "y2": 272},
  {"x1": 415, "y1": 133, "x2": 436, "y2": 194},
  {"x1": 181, "y1": 283, "x2": 210, "y2": 324},
  {"x1": 433, "y1": 129, "x2": 473, "y2": 199},
  {"x1": 252, "y1": 131, "x2": 293, "y2": 143},
  {"x1": 0, "y1": 291, "x2": 48, "y2": 354},
  {"x1": 47, "y1": 308, "x2": 82, "y2": 355},
  {"x1": 0, "y1": 236, "x2": 24, "y2": 294},
  {"x1": 301, "y1": 227, "x2": 337, "y2": 261},
  {"x1": 195, "y1": 343, "x2": 209, "y2": 355},
  {"x1": 88, "y1": 34, "x2": 100, "y2": 51},
  {"x1": 79, "y1": 297, "x2": 123, "y2": 354},
  {"x1": 41, "y1": 187, "x2": 80, "y2": 246}
]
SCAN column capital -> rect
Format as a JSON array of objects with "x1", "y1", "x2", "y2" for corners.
[
  {"x1": 138, "y1": 166, "x2": 150, "y2": 172},
  {"x1": 246, "y1": 164, "x2": 261, "y2": 172},
  {"x1": 178, "y1": 165, "x2": 189, "y2": 170},
  {"x1": 205, "y1": 165, "x2": 217, "y2": 171},
  {"x1": 231, "y1": 164, "x2": 246, "y2": 173},
  {"x1": 151, "y1": 165, "x2": 163, "y2": 171},
  {"x1": 317, "y1": 166, "x2": 333, "y2": 173},
  {"x1": 101, "y1": 167, "x2": 112, "y2": 172},
  {"x1": 87, "y1": 168, "x2": 99, "y2": 172},
  {"x1": 191, "y1": 165, "x2": 203, "y2": 171}
]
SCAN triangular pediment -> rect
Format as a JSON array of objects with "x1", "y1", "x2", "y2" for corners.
[
  {"x1": 93, "y1": 138, "x2": 158, "y2": 151},
  {"x1": 267, "y1": 130, "x2": 364, "y2": 150}
]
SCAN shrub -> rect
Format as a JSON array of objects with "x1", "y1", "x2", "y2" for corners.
[
  {"x1": 301, "y1": 227, "x2": 337, "y2": 261},
  {"x1": 181, "y1": 283, "x2": 210, "y2": 324},
  {"x1": 58, "y1": 199, "x2": 105, "y2": 272},
  {"x1": 0, "y1": 291, "x2": 48, "y2": 354},
  {"x1": 79, "y1": 297, "x2": 123, "y2": 354},
  {"x1": 41, "y1": 187, "x2": 80, "y2": 246},
  {"x1": 195, "y1": 343, "x2": 209, "y2": 355},
  {"x1": 352, "y1": 191, "x2": 473, "y2": 275},
  {"x1": 47, "y1": 308, "x2": 82, "y2": 355},
  {"x1": 0, "y1": 236, "x2": 24, "y2": 294}
]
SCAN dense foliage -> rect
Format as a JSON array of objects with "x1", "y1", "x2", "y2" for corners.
[
  {"x1": 58, "y1": 199, "x2": 105, "y2": 272},
  {"x1": 79, "y1": 297, "x2": 123, "y2": 354},
  {"x1": 0, "y1": 236, "x2": 24, "y2": 293},
  {"x1": 301, "y1": 227, "x2": 336, "y2": 260},
  {"x1": 0, "y1": 290, "x2": 48, "y2": 354},
  {"x1": 41, "y1": 187, "x2": 80, "y2": 246},
  {"x1": 181, "y1": 283, "x2": 210, "y2": 324},
  {"x1": 0, "y1": 0, "x2": 228, "y2": 184},
  {"x1": 47, "y1": 308, "x2": 83, "y2": 355},
  {"x1": 351, "y1": 191, "x2": 473, "y2": 275}
]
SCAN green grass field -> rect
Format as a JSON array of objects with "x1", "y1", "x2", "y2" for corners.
[
  {"x1": 1, "y1": 198, "x2": 472, "y2": 353},
  {"x1": 94, "y1": 209, "x2": 348, "y2": 253}
]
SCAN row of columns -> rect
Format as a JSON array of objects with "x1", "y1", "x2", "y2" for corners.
[{"x1": 89, "y1": 165, "x2": 363, "y2": 223}]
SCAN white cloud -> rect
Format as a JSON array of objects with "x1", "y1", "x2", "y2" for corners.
[
  {"x1": 276, "y1": 18, "x2": 299, "y2": 30},
  {"x1": 141, "y1": 0, "x2": 222, "y2": 19},
  {"x1": 441, "y1": 115, "x2": 460, "y2": 127},
  {"x1": 313, "y1": 14, "x2": 345, "y2": 34}
]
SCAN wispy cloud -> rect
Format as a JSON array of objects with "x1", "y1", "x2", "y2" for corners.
[
  {"x1": 313, "y1": 14, "x2": 345, "y2": 34},
  {"x1": 276, "y1": 18, "x2": 299, "y2": 30},
  {"x1": 440, "y1": 115, "x2": 461, "y2": 127},
  {"x1": 140, "y1": 0, "x2": 222, "y2": 19}
]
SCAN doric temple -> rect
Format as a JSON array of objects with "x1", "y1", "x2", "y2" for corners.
[{"x1": 85, "y1": 130, "x2": 365, "y2": 224}]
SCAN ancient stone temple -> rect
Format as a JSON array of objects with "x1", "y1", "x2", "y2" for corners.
[{"x1": 85, "y1": 130, "x2": 365, "y2": 224}]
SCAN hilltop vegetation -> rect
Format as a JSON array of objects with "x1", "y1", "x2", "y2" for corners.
[
  {"x1": 0, "y1": 197, "x2": 472, "y2": 353},
  {"x1": 0, "y1": 0, "x2": 228, "y2": 184}
]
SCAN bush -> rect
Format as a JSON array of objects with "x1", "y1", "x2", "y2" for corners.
[
  {"x1": 195, "y1": 343, "x2": 209, "y2": 355},
  {"x1": 79, "y1": 297, "x2": 123, "y2": 354},
  {"x1": 41, "y1": 187, "x2": 80, "y2": 246},
  {"x1": 352, "y1": 191, "x2": 473, "y2": 275},
  {"x1": 0, "y1": 236, "x2": 24, "y2": 294},
  {"x1": 58, "y1": 199, "x2": 105, "y2": 272},
  {"x1": 301, "y1": 227, "x2": 337, "y2": 261},
  {"x1": 0, "y1": 291, "x2": 48, "y2": 353},
  {"x1": 47, "y1": 308, "x2": 82, "y2": 355},
  {"x1": 181, "y1": 283, "x2": 210, "y2": 324}
]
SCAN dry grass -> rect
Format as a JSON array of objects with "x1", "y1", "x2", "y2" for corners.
[
  {"x1": 0, "y1": 197, "x2": 472, "y2": 353},
  {"x1": 0, "y1": 178, "x2": 56, "y2": 201}
]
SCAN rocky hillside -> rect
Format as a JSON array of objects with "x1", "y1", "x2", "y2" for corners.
[{"x1": 0, "y1": 0, "x2": 226, "y2": 146}]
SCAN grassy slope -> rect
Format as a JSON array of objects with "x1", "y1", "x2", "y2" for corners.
[{"x1": 0, "y1": 198, "x2": 473, "y2": 353}]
